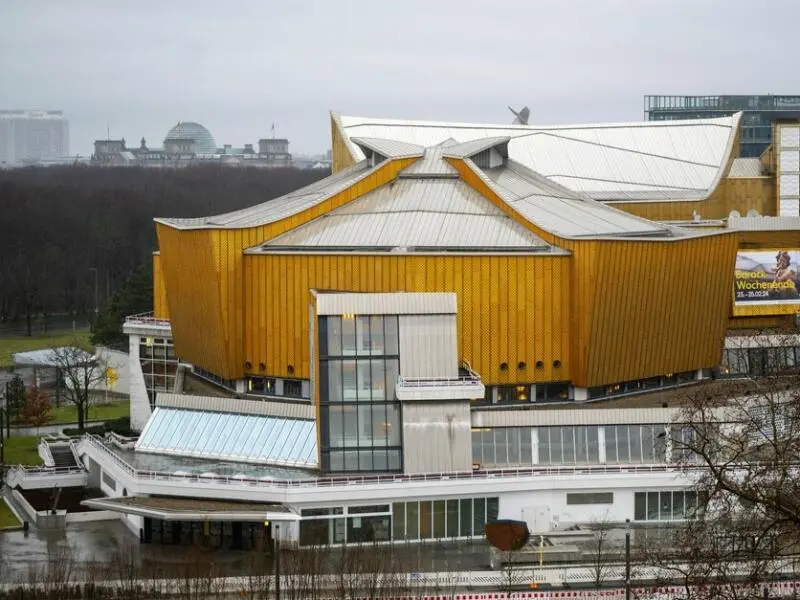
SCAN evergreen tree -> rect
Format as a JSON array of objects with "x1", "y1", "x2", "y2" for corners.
[{"x1": 91, "y1": 263, "x2": 153, "y2": 348}]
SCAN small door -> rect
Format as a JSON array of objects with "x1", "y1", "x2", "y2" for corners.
[{"x1": 522, "y1": 506, "x2": 551, "y2": 534}]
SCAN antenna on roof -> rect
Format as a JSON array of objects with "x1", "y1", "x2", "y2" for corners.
[{"x1": 509, "y1": 106, "x2": 530, "y2": 125}]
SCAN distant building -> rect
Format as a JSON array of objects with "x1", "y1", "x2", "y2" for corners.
[
  {"x1": 0, "y1": 110, "x2": 69, "y2": 166},
  {"x1": 93, "y1": 139, "x2": 126, "y2": 163},
  {"x1": 91, "y1": 121, "x2": 293, "y2": 168},
  {"x1": 644, "y1": 95, "x2": 800, "y2": 157}
]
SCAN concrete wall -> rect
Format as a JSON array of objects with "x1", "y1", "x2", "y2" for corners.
[
  {"x1": 65, "y1": 510, "x2": 120, "y2": 524},
  {"x1": 128, "y1": 334, "x2": 152, "y2": 431},
  {"x1": 402, "y1": 401, "x2": 471, "y2": 474},
  {"x1": 399, "y1": 314, "x2": 458, "y2": 378}
]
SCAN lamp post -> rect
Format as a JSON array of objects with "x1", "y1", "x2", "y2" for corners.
[
  {"x1": 89, "y1": 267, "x2": 99, "y2": 330},
  {"x1": 274, "y1": 522, "x2": 281, "y2": 600},
  {"x1": 0, "y1": 391, "x2": 6, "y2": 488},
  {"x1": 625, "y1": 518, "x2": 631, "y2": 600}
]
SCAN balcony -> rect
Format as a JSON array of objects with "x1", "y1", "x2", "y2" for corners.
[
  {"x1": 395, "y1": 375, "x2": 485, "y2": 402},
  {"x1": 123, "y1": 312, "x2": 172, "y2": 337}
]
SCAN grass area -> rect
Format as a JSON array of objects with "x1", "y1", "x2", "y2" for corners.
[
  {"x1": 2, "y1": 435, "x2": 43, "y2": 466},
  {"x1": 0, "y1": 330, "x2": 92, "y2": 367},
  {"x1": 47, "y1": 400, "x2": 129, "y2": 425},
  {"x1": 0, "y1": 498, "x2": 22, "y2": 529}
]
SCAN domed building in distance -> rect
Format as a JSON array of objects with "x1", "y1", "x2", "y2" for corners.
[{"x1": 164, "y1": 121, "x2": 217, "y2": 155}]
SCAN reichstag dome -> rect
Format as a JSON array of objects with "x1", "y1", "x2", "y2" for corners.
[{"x1": 164, "y1": 121, "x2": 217, "y2": 155}]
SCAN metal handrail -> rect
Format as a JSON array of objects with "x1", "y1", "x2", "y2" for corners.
[
  {"x1": 124, "y1": 312, "x2": 171, "y2": 328},
  {"x1": 80, "y1": 435, "x2": 695, "y2": 491},
  {"x1": 397, "y1": 376, "x2": 482, "y2": 387}
]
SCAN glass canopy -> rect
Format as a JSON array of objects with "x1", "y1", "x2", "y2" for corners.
[{"x1": 136, "y1": 407, "x2": 318, "y2": 469}]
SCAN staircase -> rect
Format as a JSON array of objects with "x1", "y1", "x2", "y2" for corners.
[{"x1": 49, "y1": 443, "x2": 79, "y2": 469}]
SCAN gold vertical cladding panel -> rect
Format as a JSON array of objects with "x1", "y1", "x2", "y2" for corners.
[
  {"x1": 243, "y1": 253, "x2": 571, "y2": 386},
  {"x1": 606, "y1": 177, "x2": 776, "y2": 222},
  {"x1": 156, "y1": 224, "x2": 229, "y2": 376},
  {"x1": 152, "y1": 253, "x2": 169, "y2": 320},
  {"x1": 156, "y1": 158, "x2": 415, "y2": 380},
  {"x1": 560, "y1": 232, "x2": 740, "y2": 388}
]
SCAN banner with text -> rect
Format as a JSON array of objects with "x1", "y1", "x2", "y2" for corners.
[{"x1": 734, "y1": 249, "x2": 800, "y2": 305}]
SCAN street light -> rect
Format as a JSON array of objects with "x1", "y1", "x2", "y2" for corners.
[{"x1": 625, "y1": 518, "x2": 632, "y2": 600}]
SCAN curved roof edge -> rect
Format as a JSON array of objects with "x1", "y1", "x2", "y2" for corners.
[
  {"x1": 333, "y1": 111, "x2": 744, "y2": 206},
  {"x1": 154, "y1": 158, "x2": 376, "y2": 231}
]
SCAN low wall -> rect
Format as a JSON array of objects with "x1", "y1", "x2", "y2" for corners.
[
  {"x1": 12, "y1": 489, "x2": 37, "y2": 523},
  {"x1": 65, "y1": 510, "x2": 119, "y2": 524}
]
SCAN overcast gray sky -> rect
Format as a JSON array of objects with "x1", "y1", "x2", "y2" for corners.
[{"x1": 2, "y1": 0, "x2": 798, "y2": 155}]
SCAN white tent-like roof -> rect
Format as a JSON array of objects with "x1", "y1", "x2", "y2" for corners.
[{"x1": 334, "y1": 112, "x2": 742, "y2": 203}]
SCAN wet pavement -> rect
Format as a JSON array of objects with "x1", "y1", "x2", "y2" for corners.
[{"x1": 0, "y1": 520, "x2": 492, "y2": 582}]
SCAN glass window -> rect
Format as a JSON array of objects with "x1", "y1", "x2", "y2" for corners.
[
  {"x1": 419, "y1": 501, "x2": 433, "y2": 539},
  {"x1": 384, "y1": 316, "x2": 399, "y2": 355},
  {"x1": 660, "y1": 492, "x2": 673, "y2": 520},
  {"x1": 369, "y1": 316, "x2": 385, "y2": 356},
  {"x1": 385, "y1": 358, "x2": 399, "y2": 400},
  {"x1": 342, "y1": 360, "x2": 357, "y2": 402},
  {"x1": 647, "y1": 492, "x2": 659, "y2": 521},
  {"x1": 508, "y1": 429, "x2": 520, "y2": 464},
  {"x1": 357, "y1": 360, "x2": 372, "y2": 401},
  {"x1": 447, "y1": 500, "x2": 459, "y2": 538},
  {"x1": 487, "y1": 498, "x2": 499, "y2": 522},
  {"x1": 460, "y1": 499, "x2": 473, "y2": 537},
  {"x1": 406, "y1": 502, "x2": 419, "y2": 540},
  {"x1": 370, "y1": 359, "x2": 386, "y2": 401},
  {"x1": 284, "y1": 379, "x2": 302, "y2": 398},
  {"x1": 634, "y1": 492, "x2": 647, "y2": 521},
  {"x1": 393, "y1": 503, "x2": 405, "y2": 541},
  {"x1": 325, "y1": 361, "x2": 342, "y2": 403},
  {"x1": 342, "y1": 316, "x2": 356, "y2": 356},
  {"x1": 473, "y1": 498, "x2": 486, "y2": 537},
  {"x1": 567, "y1": 492, "x2": 613, "y2": 505},
  {"x1": 497, "y1": 385, "x2": 529, "y2": 403},
  {"x1": 385, "y1": 405, "x2": 401, "y2": 446},
  {"x1": 433, "y1": 501, "x2": 446, "y2": 539},
  {"x1": 672, "y1": 491, "x2": 684, "y2": 520},
  {"x1": 356, "y1": 316, "x2": 371, "y2": 355},
  {"x1": 550, "y1": 427, "x2": 563, "y2": 464},
  {"x1": 561, "y1": 427, "x2": 575, "y2": 463},
  {"x1": 493, "y1": 429, "x2": 508, "y2": 464},
  {"x1": 324, "y1": 316, "x2": 342, "y2": 357},
  {"x1": 472, "y1": 430, "x2": 483, "y2": 464},
  {"x1": 520, "y1": 429, "x2": 532, "y2": 464}
]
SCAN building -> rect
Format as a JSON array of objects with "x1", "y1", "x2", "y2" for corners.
[
  {"x1": 644, "y1": 95, "x2": 800, "y2": 158},
  {"x1": 91, "y1": 121, "x2": 293, "y2": 168},
  {"x1": 0, "y1": 110, "x2": 69, "y2": 166},
  {"x1": 51, "y1": 110, "x2": 800, "y2": 550}
]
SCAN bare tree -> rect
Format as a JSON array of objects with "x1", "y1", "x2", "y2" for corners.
[
  {"x1": 586, "y1": 511, "x2": 615, "y2": 588},
  {"x1": 645, "y1": 354, "x2": 800, "y2": 597},
  {"x1": 49, "y1": 343, "x2": 107, "y2": 431}
]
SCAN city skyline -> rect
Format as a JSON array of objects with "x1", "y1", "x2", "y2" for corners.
[{"x1": 3, "y1": 0, "x2": 800, "y2": 156}]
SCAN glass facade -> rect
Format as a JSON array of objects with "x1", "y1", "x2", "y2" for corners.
[
  {"x1": 589, "y1": 371, "x2": 697, "y2": 400},
  {"x1": 137, "y1": 407, "x2": 318, "y2": 468},
  {"x1": 139, "y1": 336, "x2": 179, "y2": 409},
  {"x1": 634, "y1": 490, "x2": 700, "y2": 522},
  {"x1": 472, "y1": 425, "x2": 668, "y2": 468},
  {"x1": 298, "y1": 497, "x2": 499, "y2": 546},
  {"x1": 645, "y1": 95, "x2": 800, "y2": 157},
  {"x1": 604, "y1": 424, "x2": 667, "y2": 464},
  {"x1": 319, "y1": 315, "x2": 402, "y2": 473},
  {"x1": 721, "y1": 346, "x2": 800, "y2": 378}
]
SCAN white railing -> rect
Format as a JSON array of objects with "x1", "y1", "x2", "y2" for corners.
[
  {"x1": 37, "y1": 439, "x2": 54, "y2": 467},
  {"x1": 397, "y1": 376, "x2": 482, "y2": 388},
  {"x1": 80, "y1": 435, "x2": 694, "y2": 492},
  {"x1": 124, "y1": 312, "x2": 171, "y2": 328}
]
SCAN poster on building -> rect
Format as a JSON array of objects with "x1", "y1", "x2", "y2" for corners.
[{"x1": 734, "y1": 250, "x2": 800, "y2": 305}]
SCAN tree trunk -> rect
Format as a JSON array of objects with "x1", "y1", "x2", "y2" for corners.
[{"x1": 77, "y1": 401, "x2": 85, "y2": 432}]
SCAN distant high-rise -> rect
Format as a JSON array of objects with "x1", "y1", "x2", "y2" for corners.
[
  {"x1": 644, "y1": 95, "x2": 800, "y2": 157},
  {"x1": 0, "y1": 110, "x2": 70, "y2": 165}
]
